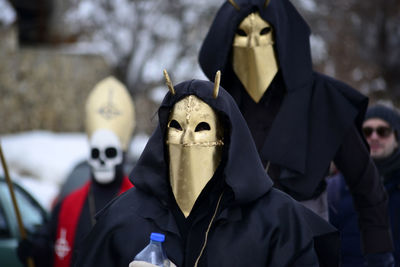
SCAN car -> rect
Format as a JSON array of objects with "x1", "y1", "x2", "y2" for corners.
[{"x1": 0, "y1": 177, "x2": 48, "y2": 267}]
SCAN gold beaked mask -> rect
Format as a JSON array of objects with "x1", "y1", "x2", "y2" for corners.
[
  {"x1": 166, "y1": 95, "x2": 224, "y2": 217},
  {"x1": 232, "y1": 12, "x2": 279, "y2": 103}
]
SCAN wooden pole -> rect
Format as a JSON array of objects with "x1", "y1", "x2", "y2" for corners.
[{"x1": 0, "y1": 142, "x2": 35, "y2": 267}]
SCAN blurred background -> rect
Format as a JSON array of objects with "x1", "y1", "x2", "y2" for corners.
[{"x1": 0, "y1": 0, "x2": 399, "y2": 210}]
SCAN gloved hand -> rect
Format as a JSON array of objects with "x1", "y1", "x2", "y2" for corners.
[
  {"x1": 365, "y1": 252, "x2": 395, "y2": 267},
  {"x1": 16, "y1": 238, "x2": 34, "y2": 264}
]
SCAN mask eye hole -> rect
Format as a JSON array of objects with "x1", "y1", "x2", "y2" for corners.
[
  {"x1": 169, "y1": 119, "x2": 182, "y2": 131},
  {"x1": 91, "y1": 148, "x2": 100, "y2": 159},
  {"x1": 260, "y1": 27, "x2": 271, "y2": 35},
  {"x1": 105, "y1": 147, "x2": 117, "y2": 158},
  {"x1": 195, "y1": 122, "x2": 211, "y2": 132},
  {"x1": 236, "y1": 28, "x2": 247, "y2": 36}
]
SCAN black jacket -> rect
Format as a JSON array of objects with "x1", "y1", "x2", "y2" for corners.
[
  {"x1": 328, "y1": 148, "x2": 400, "y2": 266},
  {"x1": 198, "y1": 0, "x2": 393, "y2": 254},
  {"x1": 75, "y1": 80, "x2": 338, "y2": 267},
  {"x1": 17, "y1": 168, "x2": 128, "y2": 267}
]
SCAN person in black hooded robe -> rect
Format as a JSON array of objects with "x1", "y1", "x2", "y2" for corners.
[
  {"x1": 198, "y1": 0, "x2": 394, "y2": 264},
  {"x1": 75, "y1": 73, "x2": 339, "y2": 267}
]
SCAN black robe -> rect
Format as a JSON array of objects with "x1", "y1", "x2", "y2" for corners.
[
  {"x1": 23, "y1": 166, "x2": 127, "y2": 267},
  {"x1": 198, "y1": 0, "x2": 393, "y2": 254},
  {"x1": 75, "y1": 79, "x2": 339, "y2": 267}
]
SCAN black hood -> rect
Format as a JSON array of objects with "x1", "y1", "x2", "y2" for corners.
[
  {"x1": 129, "y1": 79, "x2": 273, "y2": 204},
  {"x1": 199, "y1": 0, "x2": 313, "y2": 92},
  {"x1": 198, "y1": 0, "x2": 369, "y2": 200}
]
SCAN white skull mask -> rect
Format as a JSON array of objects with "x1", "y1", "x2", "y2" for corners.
[{"x1": 88, "y1": 129, "x2": 123, "y2": 184}]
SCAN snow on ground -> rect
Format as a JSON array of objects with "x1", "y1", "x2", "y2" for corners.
[
  {"x1": 0, "y1": 0, "x2": 16, "y2": 26},
  {"x1": 0, "y1": 130, "x2": 148, "y2": 211}
]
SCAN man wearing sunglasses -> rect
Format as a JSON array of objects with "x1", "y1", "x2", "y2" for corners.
[
  {"x1": 363, "y1": 109, "x2": 399, "y2": 160},
  {"x1": 329, "y1": 104, "x2": 400, "y2": 267}
]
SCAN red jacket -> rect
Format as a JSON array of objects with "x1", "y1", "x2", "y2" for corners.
[{"x1": 53, "y1": 177, "x2": 132, "y2": 267}]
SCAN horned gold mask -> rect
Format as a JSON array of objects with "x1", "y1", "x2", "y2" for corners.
[
  {"x1": 232, "y1": 12, "x2": 278, "y2": 103},
  {"x1": 166, "y1": 95, "x2": 224, "y2": 217}
]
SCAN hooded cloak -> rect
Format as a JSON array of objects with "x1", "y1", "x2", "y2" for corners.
[
  {"x1": 199, "y1": 0, "x2": 393, "y2": 254},
  {"x1": 75, "y1": 79, "x2": 339, "y2": 267},
  {"x1": 199, "y1": 0, "x2": 367, "y2": 199}
]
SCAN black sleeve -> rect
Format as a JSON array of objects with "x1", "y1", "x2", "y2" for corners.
[
  {"x1": 74, "y1": 207, "x2": 122, "y2": 267},
  {"x1": 291, "y1": 242, "x2": 320, "y2": 267},
  {"x1": 29, "y1": 202, "x2": 61, "y2": 267},
  {"x1": 333, "y1": 125, "x2": 394, "y2": 254}
]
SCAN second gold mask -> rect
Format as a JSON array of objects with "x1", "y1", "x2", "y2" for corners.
[{"x1": 232, "y1": 12, "x2": 279, "y2": 103}]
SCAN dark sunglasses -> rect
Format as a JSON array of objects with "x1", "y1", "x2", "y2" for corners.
[{"x1": 362, "y1": 126, "x2": 393, "y2": 138}]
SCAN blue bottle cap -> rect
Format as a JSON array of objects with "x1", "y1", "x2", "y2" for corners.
[{"x1": 150, "y1": 232, "x2": 165, "y2": 242}]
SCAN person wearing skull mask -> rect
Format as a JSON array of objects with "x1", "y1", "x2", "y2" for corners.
[
  {"x1": 16, "y1": 76, "x2": 134, "y2": 267},
  {"x1": 198, "y1": 0, "x2": 394, "y2": 265},
  {"x1": 75, "y1": 71, "x2": 339, "y2": 267}
]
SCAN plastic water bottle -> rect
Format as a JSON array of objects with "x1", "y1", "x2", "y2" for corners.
[{"x1": 133, "y1": 233, "x2": 171, "y2": 267}]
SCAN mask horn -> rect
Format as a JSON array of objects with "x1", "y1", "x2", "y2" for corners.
[
  {"x1": 213, "y1": 70, "x2": 221, "y2": 99},
  {"x1": 264, "y1": 0, "x2": 270, "y2": 7},
  {"x1": 228, "y1": 0, "x2": 240, "y2": 10},
  {"x1": 163, "y1": 69, "x2": 175, "y2": 95}
]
